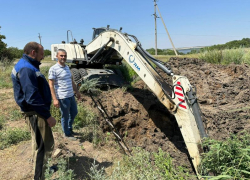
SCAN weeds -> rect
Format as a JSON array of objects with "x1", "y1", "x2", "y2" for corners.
[
  {"x1": 0, "y1": 63, "x2": 14, "y2": 88},
  {"x1": 0, "y1": 116, "x2": 4, "y2": 130},
  {"x1": 107, "y1": 147, "x2": 190, "y2": 180},
  {"x1": 0, "y1": 127, "x2": 31, "y2": 149},
  {"x1": 242, "y1": 50, "x2": 250, "y2": 64},
  {"x1": 107, "y1": 62, "x2": 140, "y2": 85},
  {"x1": 40, "y1": 66, "x2": 51, "y2": 80},
  {"x1": 74, "y1": 104, "x2": 101, "y2": 146},
  {"x1": 9, "y1": 108, "x2": 23, "y2": 121},
  {"x1": 0, "y1": 57, "x2": 15, "y2": 70},
  {"x1": 79, "y1": 78, "x2": 101, "y2": 94},
  {"x1": 45, "y1": 158, "x2": 75, "y2": 180},
  {"x1": 199, "y1": 48, "x2": 250, "y2": 65},
  {"x1": 199, "y1": 49, "x2": 223, "y2": 64},
  {"x1": 88, "y1": 159, "x2": 106, "y2": 180},
  {"x1": 222, "y1": 48, "x2": 245, "y2": 65},
  {"x1": 74, "y1": 103, "x2": 97, "y2": 129},
  {"x1": 200, "y1": 131, "x2": 250, "y2": 179}
]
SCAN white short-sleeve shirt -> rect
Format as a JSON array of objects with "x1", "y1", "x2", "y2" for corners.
[{"x1": 48, "y1": 63, "x2": 74, "y2": 99}]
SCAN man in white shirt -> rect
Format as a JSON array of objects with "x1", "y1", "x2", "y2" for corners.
[{"x1": 48, "y1": 49, "x2": 81, "y2": 140}]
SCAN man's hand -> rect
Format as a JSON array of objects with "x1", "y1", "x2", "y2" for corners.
[
  {"x1": 75, "y1": 91, "x2": 81, "y2": 100},
  {"x1": 53, "y1": 99, "x2": 60, "y2": 108},
  {"x1": 47, "y1": 116, "x2": 56, "y2": 127}
]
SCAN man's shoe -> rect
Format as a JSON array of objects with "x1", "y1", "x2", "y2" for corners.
[
  {"x1": 49, "y1": 165, "x2": 58, "y2": 173},
  {"x1": 64, "y1": 135, "x2": 77, "y2": 141},
  {"x1": 70, "y1": 130, "x2": 77, "y2": 135}
]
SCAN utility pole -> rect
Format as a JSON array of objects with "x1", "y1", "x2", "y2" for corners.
[
  {"x1": 38, "y1": 33, "x2": 42, "y2": 45},
  {"x1": 153, "y1": 0, "x2": 159, "y2": 55},
  {"x1": 155, "y1": 3, "x2": 178, "y2": 56}
]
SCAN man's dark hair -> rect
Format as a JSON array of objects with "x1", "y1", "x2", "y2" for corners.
[{"x1": 24, "y1": 42, "x2": 42, "y2": 55}]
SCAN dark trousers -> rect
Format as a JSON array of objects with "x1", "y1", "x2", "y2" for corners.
[{"x1": 27, "y1": 115, "x2": 54, "y2": 180}]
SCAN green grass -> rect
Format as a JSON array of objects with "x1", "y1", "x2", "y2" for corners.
[
  {"x1": 88, "y1": 147, "x2": 191, "y2": 180},
  {"x1": 74, "y1": 103, "x2": 97, "y2": 128},
  {"x1": 42, "y1": 56, "x2": 54, "y2": 63},
  {"x1": 45, "y1": 158, "x2": 76, "y2": 180},
  {"x1": 153, "y1": 54, "x2": 199, "y2": 62},
  {"x1": 0, "y1": 64, "x2": 14, "y2": 88},
  {"x1": 111, "y1": 61, "x2": 140, "y2": 85},
  {"x1": 8, "y1": 108, "x2": 23, "y2": 121},
  {"x1": 0, "y1": 116, "x2": 4, "y2": 130},
  {"x1": 200, "y1": 131, "x2": 250, "y2": 179},
  {"x1": 0, "y1": 127, "x2": 31, "y2": 149},
  {"x1": 50, "y1": 101, "x2": 102, "y2": 145},
  {"x1": 199, "y1": 48, "x2": 250, "y2": 65}
]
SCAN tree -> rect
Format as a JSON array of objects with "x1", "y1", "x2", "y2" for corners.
[
  {"x1": 44, "y1": 49, "x2": 51, "y2": 57},
  {"x1": 7, "y1": 47, "x2": 23, "y2": 58},
  {"x1": 0, "y1": 26, "x2": 14, "y2": 60},
  {"x1": 0, "y1": 26, "x2": 7, "y2": 56}
]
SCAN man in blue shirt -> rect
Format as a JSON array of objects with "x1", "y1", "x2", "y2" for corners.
[{"x1": 11, "y1": 42, "x2": 56, "y2": 180}]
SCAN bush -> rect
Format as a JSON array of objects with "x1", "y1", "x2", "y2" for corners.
[
  {"x1": 0, "y1": 127, "x2": 31, "y2": 149},
  {"x1": 79, "y1": 78, "x2": 101, "y2": 94},
  {"x1": 242, "y1": 50, "x2": 250, "y2": 64},
  {"x1": 200, "y1": 131, "x2": 250, "y2": 179},
  {"x1": 74, "y1": 103, "x2": 97, "y2": 129},
  {"x1": 45, "y1": 158, "x2": 75, "y2": 180},
  {"x1": 7, "y1": 47, "x2": 23, "y2": 59},
  {"x1": 222, "y1": 48, "x2": 245, "y2": 65},
  {"x1": 199, "y1": 49, "x2": 223, "y2": 64}
]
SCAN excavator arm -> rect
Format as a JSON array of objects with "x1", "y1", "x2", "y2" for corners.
[{"x1": 86, "y1": 30, "x2": 207, "y2": 175}]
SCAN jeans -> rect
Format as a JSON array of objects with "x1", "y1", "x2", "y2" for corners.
[{"x1": 59, "y1": 96, "x2": 78, "y2": 136}]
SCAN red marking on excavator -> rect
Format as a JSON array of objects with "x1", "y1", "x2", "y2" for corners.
[
  {"x1": 175, "y1": 91, "x2": 184, "y2": 97},
  {"x1": 175, "y1": 81, "x2": 187, "y2": 109}
]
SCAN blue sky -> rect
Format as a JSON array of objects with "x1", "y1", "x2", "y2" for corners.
[{"x1": 0, "y1": 0, "x2": 249, "y2": 50}]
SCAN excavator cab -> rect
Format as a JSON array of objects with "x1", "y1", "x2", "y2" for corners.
[{"x1": 92, "y1": 28, "x2": 106, "y2": 40}]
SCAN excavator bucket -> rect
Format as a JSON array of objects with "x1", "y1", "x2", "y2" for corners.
[{"x1": 172, "y1": 75, "x2": 206, "y2": 177}]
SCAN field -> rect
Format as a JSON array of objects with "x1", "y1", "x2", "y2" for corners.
[{"x1": 0, "y1": 54, "x2": 249, "y2": 180}]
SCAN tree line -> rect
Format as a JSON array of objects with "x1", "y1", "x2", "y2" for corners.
[
  {"x1": 188, "y1": 38, "x2": 250, "y2": 54},
  {"x1": 146, "y1": 48, "x2": 184, "y2": 55},
  {"x1": 146, "y1": 38, "x2": 250, "y2": 55},
  {"x1": 0, "y1": 26, "x2": 51, "y2": 61}
]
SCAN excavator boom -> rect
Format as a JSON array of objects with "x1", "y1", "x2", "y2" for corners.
[{"x1": 51, "y1": 28, "x2": 207, "y2": 176}]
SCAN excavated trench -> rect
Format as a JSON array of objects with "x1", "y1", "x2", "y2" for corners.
[{"x1": 88, "y1": 57, "x2": 250, "y2": 173}]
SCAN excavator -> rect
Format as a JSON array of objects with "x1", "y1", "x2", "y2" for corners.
[{"x1": 51, "y1": 25, "x2": 208, "y2": 177}]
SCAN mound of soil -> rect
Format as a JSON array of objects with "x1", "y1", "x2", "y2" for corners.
[{"x1": 87, "y1": 57, "x2": 250, "y2": 173}]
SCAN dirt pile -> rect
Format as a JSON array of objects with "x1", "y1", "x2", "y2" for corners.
[
  {"x1": 168, "y1": 57, "x2": 250, "y2": 140},
  {"x1": 89, "y1": 57, "x2": 250, "y2": 172}
]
